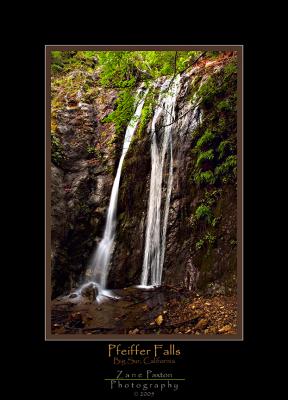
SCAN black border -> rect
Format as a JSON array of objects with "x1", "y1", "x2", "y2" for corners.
[{"x1": 17, "y1": 27, "x2": 261, "y2": 394}]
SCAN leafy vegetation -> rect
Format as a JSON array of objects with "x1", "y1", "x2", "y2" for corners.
[
  {"x1": 189, "y1": 57, "x2": 237, "y2": 257},
  {"x1": 137, "y1": 88, "x2": 158, "y2": 135},
  {"x1": 195, "y1": 238, "x2": 205, "y2": 250},
  {"x1": 191, "y1": 58, "x2": 237, "y2": 188},
  {"x1": 195, "y1": 129, "x2": 215, "y2": 149},
  {"x1": 195, "y1": 204, "x2": 213, "y2": 224},
  {"x1": 215, "y1": 155, "x2": 237, "y2": 183},
  {"x1": 50, "y1": 51, "x2": 206, "y2": 159},
  {"x1": 194, "y1": 170, "x2": 216, "y2": 185},
  {"x1": 51, "y1": 133, "x2": 65, "y2": 166},
  {"x1": 192, "y1": 189, "x2": 222, "y2": 233},
  {"x1": 218, "y1": 139, "x2": 235, "y2": 159},
  {"x1": 138, "y1": 103, "x2": 153, "y2": 135},
  {"x1": 51, "y1": 50, "x2": 97, "y2": 75},
  {"x1": 102, "y1": 89, "x2": 135, "y2": 134},
  {"x1": 51, "y1": 50, "x2": 203, "y2": 86},
  {"x1": 195, "y1": 231, "x2": 216, "y2": 250},
  {"x1": 196, "y1": 149, "x2": 214, "y2": 167},
  {"x1": 96, "y1": 50, "x2": 202, "y2": 87}
]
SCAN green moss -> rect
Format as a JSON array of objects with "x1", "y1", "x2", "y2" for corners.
[
  {"x1": 82, "y1": 87, "x2": 100, "y2": 103},
  {"x1": 138, "y1": 103, "x2": 153, "y2": 135}
]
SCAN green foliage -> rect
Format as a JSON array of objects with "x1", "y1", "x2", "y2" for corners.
[
  {"x1": 217, "y1": 92, "x2": 236, "y2": 113},
  {"x1": 191, "y1": 57, "x2": 237, "y2": 188},
  {"x1": 87, "y1": 145, "x2": 95, "y2": 154},
  {"x1": 103, "y1": 89, "x2": 135, "y2": 133},
  {"x1": 97, "y1": 51, "x2": 137, "y2": 87},
  {"x1": 138, "y1": 103, "x2": 153, "y2": 135},
  {"x1": 51, "y1": 63, "x2": 64, "y2": 74},
  {"x1": 196, "y1": 149, "x2": 214, "y2": 167},
  {"x1": 218, "y1": 139, "x2": 235, "y2": 159},
  {"x1": 204, "y1": 232, "x2": 216, "y2": 245},
  {"x1": 51, "y1": 51, "x2": 97, "y2": 75},
  {"x1": 206, "y1": 51, "x2": 220, "y2": 59},
  {"x1": 86, "y1": 145, "x2": 102, "y2": 159},
  {"x1": 197, "y1": 59, "x2": 237, "y2": 108},
  {"x1": 217, "y1": 99, "x2": 232, "y2": 111},
  {"x1": 195, "y1": 204, "x2": 213, "y2": 223},
  {"x1": 224, "y1": 61, "x2": 237, "y2": 75},
  {"x1": 211, "y1": 217, "x2": 220, "y2": 227},
  {"x1": 196, "y1": 238, "x2": 205, "y2": 250},
  {"x1": 51, "y1": 51, "x2": 204, "y2": 84},
  {"x1": 195, "y1": 129, "x2": 215, "y2": 149},
  {"x1": 51, "y1": 133, "x2": 64, "y2": 165},
  {"x1": 203, "y1": 189, "x2": 222, "y2": 206},
  {"x1": 195, "y1": 232, "x2": 216, "y2": 250},
  {"x1": 215, "y1": 155, "x2": 237, "y2": 182},
  {"x1": 175, "y1": 51, "x2": 196, "y2": 71},
  {"x1": 51, "y1": 51, "x2": 65, "y2": 73},
  {"x1": 82, "y1": 87, "x2": 100, "y2": 103},
  {"x1": 94, "y1": 50, "x2": 202, "y2": 87},
  {"x1": 194, "y1": 170, "x2": 216, "y2": 185},
  {"x1": 192, "y1": 188, "x2": 222, "y2": 232},
  {"x1": 197, "y1": 76, "x2": 218, "y2": 104}
]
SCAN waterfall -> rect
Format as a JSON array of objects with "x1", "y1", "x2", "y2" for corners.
[
  {"x1": 88, "y1": 87, "x2": 148, "y2": 292},
  {"x1": 141, "y1": 75, "x2": 181, "y2": 286}
]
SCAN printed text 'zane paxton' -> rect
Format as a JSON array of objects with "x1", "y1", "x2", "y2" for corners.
[
  {"x1": 107, "y1": 370, "x2": 184, "y2": 393},
  {"x1": 108, "y1": 344, "x2": 181, "y2": 358}
]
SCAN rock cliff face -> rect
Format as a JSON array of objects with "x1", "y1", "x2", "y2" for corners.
[
  {"x1": 51, "y1": 84, "x2": 117, "y2": 297},
  {"x1": 51, "y1": 52, "x2": 237, "y2": 298}
]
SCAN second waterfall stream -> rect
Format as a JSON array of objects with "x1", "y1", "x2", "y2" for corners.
[{"x1": 141, "y1": 75, "x2": 181, "y2": 287}]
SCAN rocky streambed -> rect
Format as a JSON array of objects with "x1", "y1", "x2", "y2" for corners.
[{"x1": 51, "y1": 285, "x2": 237, "y2": 335}]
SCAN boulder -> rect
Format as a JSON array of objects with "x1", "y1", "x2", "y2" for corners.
[{"x1": 81, "y1": 283, "x2": 98, "y2": 301}]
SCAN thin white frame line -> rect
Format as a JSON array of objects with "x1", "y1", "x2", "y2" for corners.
[
  {"x1": 45, "y1": 45, "x2": 244, "y2": 47},
  {"x1": 44, "y1": 47, "x2": 47, "y2": 340},
  {"x1": 241, "y1": 46, "x2": 244, "y2": 341}
]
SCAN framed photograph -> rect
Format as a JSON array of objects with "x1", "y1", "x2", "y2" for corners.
[{"x1": 46, "y1": 45, "x2": 243, "y2": 344}]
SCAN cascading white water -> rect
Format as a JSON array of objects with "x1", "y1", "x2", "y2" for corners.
[
  {"x1": 141, "y1": 75, "x2": 181, "y2": 287},
  {"x1": 88, "y1": 87, "x2": 148, "y2": 292}
]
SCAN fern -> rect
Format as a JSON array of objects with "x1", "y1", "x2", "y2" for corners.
[
  {"x1": 194, "y1": 170, "x2": 216, "y2": 185},
  {"x1": 195, "y1": 129, "x2": 215, "y2": 149},
  {"x1": 215, "y1": 155, "x2": 237, "y2": 176},
  {"x1": 196, "y1": 149, "x2": 214, "y2": 167}
]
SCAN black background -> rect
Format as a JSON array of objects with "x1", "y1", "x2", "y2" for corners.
[{"x1": 9, "y1": 13, "x2": 268, "y2": 395}]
